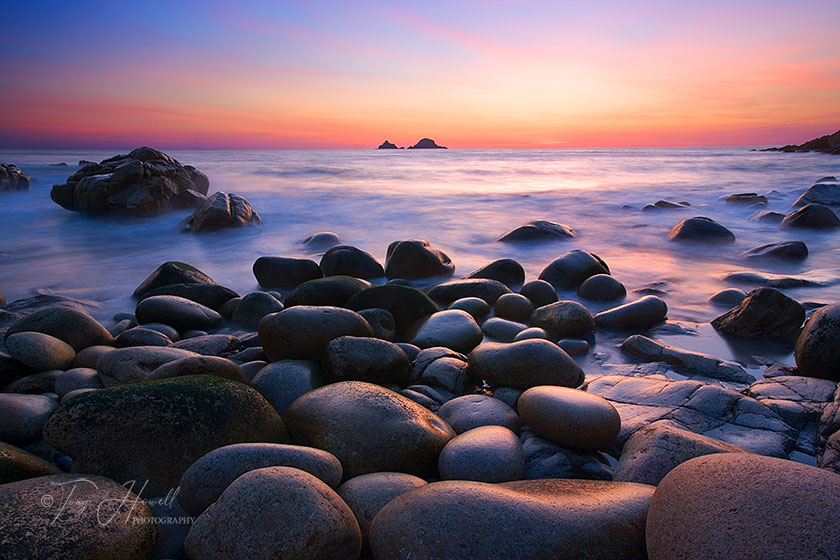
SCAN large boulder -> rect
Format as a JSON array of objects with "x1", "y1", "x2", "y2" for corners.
[
  {"x1": 438, "y1": 425, "x2": 525, "y2": 482},
  {"x1": 132, "y1": 261, "x2": 215, "y2": 298},
  {"x1": 530, "y1": 301, "x2": 595, "y2": 338},
  {"x1": 497, "y1": 220, "x2": 575, "y2": 242},
  {"x1": 250, "y1": 359, "x2": 325, "y2": 416},
  {"x1": 464, "y1": 258, "x2": 525, "y2": 289},
  {"x1": 139, "y1": 282, "x2": 239, "y2": 311},
  {"x1": 43, "y1": 375, "x2": 288, "y2": 495},
  {"x1": 406, "y1": 309, "x2": 483, "y2": 354},
  {"x1": 468, "y1": 340, "x2": 584, "y2": 389},
  {"x1": 180, "y1": 191, "x2": 261, "y2": 232},
  {"x1": 322, "y1": 335, "x2": 411, "y2": 385},
  {"x1": 795, "y1": 303, "x2": 840, "y2": 381},
  {"x1": 252, "y1": 256, "x2": 322, "y2": 290},
  {"x1": 793, "y1": 179, "x2": 840, "y2": 207},
  {"x1": 426, "y1": 278, "x2": 511, "y2": 305},
  {"x1": 384, "y1": 239, "x2": 454, "y2": 279},
  {"x1": 319, "y1": 245, "x2": 384, "y2": 279},
  {"x1": 283, "y1": 381, "x2": 455, "y2": 477},
  {"x1": 646, "y1": 453, "x2": 840, "y2": 560},
  {"x1": 0, "y1": 474, "x2": 157, "y2": 560},
  {"x1": 370, "y1": 479, "x2": 655, "y2": 560},
  {"x1": 711, "y1": 287, "x2": 804, "y2": 339},
  {"x1": 0, "y1": 394, "x2": 58, "y2": 444},
  {"x1": 593, "y1": 295, "x2": 668, "y2": 331},
  {"x1": 96, "y1": 345, "x2": 199, "y2": 386},
  {"x1": 135, "y1": 295, "x2": 223, "y2": 332},
  {"x1": 0, "y1": 163, "x2": 30, "y2": 191},
  {"x1": 780, "y1": 203, "x2": 840, "y2": 229},
  {"x1": 667, "y1": 217, "x2": 735, "y2": 244},
  {"x1": 0, "y1": 441, "x2": 62, "y2": 484},
  {"x1": 50, "y1": 146, "x2": 209, "y2": 217},
  {"x1": 5, "y1": 305, "x2": 113, "y2": 351},
  {"x1": 5, "y1": 332, "x2": 76, "y2": 371},
  {"x1": 346, "y1": 284, "x2": 439, "y2": 334},
  {"x1": 284, "y1": 276, "x2": 369, "y2": 308},
  {"x1": 741, "y1": 240, "x2": 808, "y2": 261},
  {"x1": 538, "y1": 250, "x2": 609, "y2": 290},
  {"x1": 185, "y1": 466, "x2": 361, "y2": 560},
  {"x1": 258, "y1": 306, "x2": 373, "y2": 361}
]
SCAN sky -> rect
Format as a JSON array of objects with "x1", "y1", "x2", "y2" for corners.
[{"x1": 0, "y1": 0, "x2": 838, "y2": 149}]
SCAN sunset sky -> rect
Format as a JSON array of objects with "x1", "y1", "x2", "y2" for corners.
[{"x1": 1, "y1": 0, "x2": 838, "y2": 149}]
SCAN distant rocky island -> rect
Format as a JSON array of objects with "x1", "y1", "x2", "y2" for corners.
[
  {"x1": 762, "y1": 129, "x2": 840, "y2": 155},
  {"x1": 377, "y1": 138, "x2": 447, "y2": 150}
]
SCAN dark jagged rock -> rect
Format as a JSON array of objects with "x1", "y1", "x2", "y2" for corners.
[
  {"x1": 0, "y1": 164, "x2": 30, "y2": 192},
  {"x1": 780, "y1": 203, "x2": 840, "y2": 229},
  {"x1": 180, "y1": 192, "x2": 261, "y2": 232},
  {"x1": 668, "y1": 217, "x2": 735, "y2": 244},
  {"x1": 50, "y1": 146, "x2": 209, "y2": 217},
  {"x1": 711, "y1": 287, "x2": 804, "y2": 339},
  {"x1": 497, "y1": 220, "x2": 575, "y2": 242},
  {"x1": 407, "y1": 138, "x2": 447, "y2": 149},
  {"x1": 762, "y1": 129, "x2": 840, "y2": 155},
  {"x1": 377, "y1": 140, "x2": 399, "y2": 149}
]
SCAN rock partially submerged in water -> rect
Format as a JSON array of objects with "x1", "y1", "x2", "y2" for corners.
[
  {"x1": 497, "y1": 220, "x2": 575, "y2": 242},
  {"x1": 385, "y1": 239, "x2": 454, "y2": 280},
  {"x1": 377, "y1": 140, "x2": 399, "y2": 149},
  {"x1": 793, "y1": 177, "x2": 840, "y2": 207},
  {"x1": 711, "y1": 287, "x2": 804, "y2": 339},
  {"x1": 725, "y1": 192, "x2": 767, "y2": 205},
  {"x1": 668, "y1": 216, "x2": 735, "y2": 244},
  {"x1": 780, "y1": 203, "x2": 840, "y2": 229},
  {"x1": 741, "y1": 240, "x2": 808, "y2": 261},
  {"x1": 538, "y1": 250, "x2": 610, "y2": 290},
  {"x1": 642, "y1": 200, "x2": 690, "y2": 211},
  {"x1": 133, "y1": 261, "x2": 216, "y2": 298},
  {"x1": 0, "y1": 164, "x2": 30, "y2": 192},
  {"x1": 50, "y1": 146, "x2": 209, "y2": 217},
  {"x1": 763, "y1": 129, "x2": 840, "y2": 154},
  {"x1": 180, "y1": 192, "x2": 261, "y2": 232},
  {"x1": 795, "y1": 303, "x2": 840, "y2": 381},
  {"x1": 407, "y1": 138, "x2": 447, "y2": 149}
]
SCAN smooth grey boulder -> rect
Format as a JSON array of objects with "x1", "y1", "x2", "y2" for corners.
[
  {"x1": 322, "y1": 336, "x2": 410, "y2": 385},
  {"x1": 468, "y1": 340, "x2": 584, "y2": 390},
  {"x1": 115, "y1": 326, "x2": 171, "y2": 347},
  {"x1": 180, "y1": 191, "x2": 261, "y2": 232},
  {"x1": 408, "y1": 348, "x2": 472, "y2": 395},
  {"x1": 482, "y1": 317, "x2": 528, "y2": 342},
  {"x1": 185, "y1": 466, "x2": 361, "y2": 560},
  {"x1": 519, "y1": 279, "x2": 558, "y2": 307},
  {"x1": 620, "y1": 335, "x2": 754, "y2": 384},
  {"x1": 250, "y1": 360, "x2": 324, "y2": 416},
  {"x1": 133, "y1": 261, "x2": 215, "y2": 298},
  {"x1": 406, "y1": 309, "x2": 483, "y2": 354},
  {"x1": 146, "y1": 355, "x2": 247, "y2": 383},
  {"x1": 614, "y1": 421, "x2": 751, "y2": 485},
  {"x1": 741, "y1": 240, "x2": 808, "y2": 261},
  {"x1": 346, "y1": 284, "x2": 439, "y2": 335},
  {"x1": 139, "y1": 282, "x2": 239, "y2": 311},
  {"x1": 497, "y1": 220, "x2": 575, "y2": 242},
  {"x1": 426, "y1": 278, "x2": 511, "y2": 305},
  {"x1": 5, "y1": 332, "x2": 76, "y2": 371},
  {"x1": 96, "y1": 346, "x2": 198, "y2": 386},
  {"x1": 557, "y1": 338, "x2": 590, "y2": 355},
  {"x1": 178, "y1": 443, "x2": 343, "y2": 516},
  {"x1": 285, "y1": 275, "x2": 370, "y2": 308},
  {"x1": 711, "y1": 287, "x2": 804, "y2": 339},
  {"x1": 493, "y1": 293, "x2": 534, "y2": 322},
  {"x1": 667, "y1": 216, "x2": 735, "y2": 243},
  {"x1": 136, "y1": 295, "x2": 223, "y2": 332},
  {"x1": 5, "y1": 305, "x2": 113, "y2": 351},
  {"x1": 0, "y1": 394, "x2": 58, "y2": 444},
  {"x1": 795, "y1": 303, "x2": 840, "y2": 381},
  {"x1": 646, "y1": 454, "x2": 840, "y2": 560},
  {"x1": 781, "y1": 203, "x2": 840, "y2": 229},
  {"x1": 530, "y1": 300, "x2": 595, "y2": 338},
  {"x1": 258, "y1": 305, "x2": 373, "y2": 361},
  {"x1": 578, "y1": 274, "x2": 626, "y2": 301},
  {"x1": 170, "y1": 333, "x2": 241, "y2": 356},
  {"x1": 357, "y1": 308, "x2": 396, "y2": 341},
  {"x1": 793, "y1": 179, "x2": 840, "y2": 207},
  {"x1": 464, "y1": 258, "x2": 525, "y2": 289},
  {"x1": 448, "y1": 297, "x2": 491, "y2": 322},
  {"x1": 252, "y1": 256, "x2": 322, "y2": 290},
  {"x1": 0, "y1": 441, "x2": 62, "y2": 484},
  {"x1": 320, "y1": 245, "x2": 384, "y2": 279},
  {"x1": 538, "y1": 250, "x2": 609, "y2": 290},
  {"x1": 708, "y1": 288, "x2": 746, "y2": 305},
  {"x1": 514, "y1": 327, "x2": 550, "y2": 342},
  {"x1": 283, "y1": 381, "x2": 455, "y2": 478},
  {"x1": 232, "y1": 291, "x2": 284, "y2": 327},
  {"x1": 50, "y1": 146, "x2": 209, "y2": 217},
  {"x1": 385, "y1": 239, "x2": 454, "y2": 280},
  {"x1": 54, "y1": 367, "x2": 102, "y2": 398},
  {"x1": 436, "y1": 394, "x2": 523, "y2": 434},
  {"x1": 0, "y1": 474, "x2": 157, "y2": 560},
  {"x1": 593, "y1": 295, "x2": 667, "y2": 331},
  {"x1": 438, "y1": 425, "x2": 525, "y2": 482},
  {"x1": 370, "y1": 479, "x2": 655, "y2": 560}
]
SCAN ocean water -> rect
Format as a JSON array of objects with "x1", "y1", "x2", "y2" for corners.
[{"x1": 1, "y1": 147, "x2": 838, "y2": 376}]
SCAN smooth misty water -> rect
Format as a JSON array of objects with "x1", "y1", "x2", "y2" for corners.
[{"x1": 1, "y1": 147, "x2": 838, "y2": 376}]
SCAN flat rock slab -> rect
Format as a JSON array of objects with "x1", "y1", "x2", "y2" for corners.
[{"x1": 370, "y1": 479, "x2": 655, "y2": 560}]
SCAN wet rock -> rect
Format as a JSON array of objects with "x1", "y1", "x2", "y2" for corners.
[
  {"x1": 468, "y1": 340, "x2": 584, "y2": 390},
  {"x1": 448, "y1": 297, "x2": 491, "y2": 322},
  {"x1": 620, "y1": 335, "x2": 754, "y2": 384},
  {"x1": 723, "y1": 269, "x2": 827, "y2": 289},
  {"x1": 5, "y1": 305, "x2": 113, "y2": 351},
  {"x1": 0, "y1": 474, "x2": 157, "y2": 560},
  {"x1": 781, "y1": 203, "x2": 840, "y2": 229},
  {"x1": 71, "y1": 344, "x2": 116, "y2": 369},
  {"x1": 140, "y1": 322, "x2": 180, "y2": 341},
  {"x1": 323, "y1": 336, "x2": 410, "y2": 385},
  {"x1": 135, "y1": 295, "x2": 222, "y2": 332},
  {"x1": 557, "y1": 338, "x2": 590, "y2": 355},
  {"x1": 481, "y1": 317, "x2": 528, "y2": 342},
  {"x1": 406, "y1": 309, "x2": 483, "y2": 354},
  {"x1": 284, "y1": 275, "x2": 369, "y2": 307},
  {"x1": 646, "y1": 453, "x2": 840, "y2": 560},
  {"x1": 250, "y1": 359, "x2": 324, "y2": 415},
  {"x1": 232, "y1": 291, "x2": 284, "y2": 327},
  {"x1": 3, "y1": 369, "x2": 62, "y2": 394},
  {"x1": 284, "y1": 381, "x2": 455, "y2": 477},
  {"x1": 793, "y1": 179, "x2": 840, "y2": 207},
  {"x1": 751, "y1": 209, "x2": 786, "y2": 223},
  {"x1": 385, "y1": 239, "x2": 454, "y2": 280},
  {"x1": 593, "y1": 295, "x2": 668, "y2": 331},
  {"x1": 494, "y1": 293, "x2": 534, "y2": 322},
  {"x1": 519, "y1": 386, "x2": 620, "y2": 450},
  {"x1": 0, "y1": 353, "x2": 34, "y2": 393},
  {"x1": 0, "y1": 441, "x2": 62, "y2": 484},
  {"x1": 426, "y1": 278, "x2": 511, "y2": 305},
  {"x1": 519, "y1": 279, "x2": 558, "y2": 307},
  {"x1": 741, "y1": 240, "x2": 808, "y2": 261},
  {"x1": 614, "y1": 421, "x2": 751, "y2": 485},
  {"x1": 711, "y1": 287, "x2": 804, "y2": 339},
  {"x1": 302, "y1": 231, "x2": 341, "y2": 251},
  {"x1": 258, "y1": 305, "x2": 373, "y2": 361},
  {"x1": 170, "y1": 333, "x2": 241, "y2": 356},
  {"x1": 530, "y1": 300, "x2": 594, "y2": 338},
  {"x1": 520, "y1": 428, "x2": 614, "y2": 480},
  {"x1": 438, "y1": 425, "x2": 525, "y2": 482},
  {"x1": 0, "y1": 394, "x2": 58, "y2": 444},
  {"x1": 513, "y1": 327, "x2": 549, "y2": 341},
  {"x1": 43, "y1": 375, "x2": 288, "y2": 496},
  {"x1": 539, "y1": 250, "x2": 610, "y2": 290},
  {"x1": 464, "y1": 258, "x2": 525, "y2": 289},
  {"x1": 818, "y1": 430, "x2": 840, "y2": 473},
  {"x1": 644, "y1": 200, "x2": 690, "y2": 210},
  {"x1": 95, "y1": 346, "x2": 193, "y2": 386},
  {"x1": 497, "y1": 220, "x2": 575, "y2": 242},
  {"x1": 369, "y1": 478, "x2": 654, "y2": 560},
  {"x1": 140, "y1": 282, "x2": 239, "y2": 310},
  {"x1": 437, "y1": 393, "x2": 523, "y2": 434},
  {"x1": 667, "y1": 216, "x2": 735, "y2": 244},
  {"x1": 320, "y1": 245, "x2": 384, "y2": 279},
  {"x1": 146, "y1": 355, "x2": 247, "y2": 383},
  {"x1": 0, "y1": 163, "x2": 30, "y2": 191},
  {"x1": 795, "y1": 303, "x2": 840, "y2": 381},
  {"x1": 746, "y1": 375, "x2": 835, "y2": 443},
  {"x1": 115, "y1": 326, "x2": 171, "y2": 347},
  {"x1": 578, "y1": 274, "x2": 627, "y2": 301},
  {"x1": 252, "y1": 256, "x2": 322, "y2": 290},
  {"x1": 50, "y1": 146, "x2": 209, "y2": 217},
  {"x1": 708, "y1": 288, "x2": 746, "y2": 305},
  {"x1": 133, "y1": 261, "x2": 215, "y2": 298},
  {"x1": 346, "y1": 284, "x2": 439, "y2": 335},
  {"x1": 337, "y1": 472, "x2": 427, "y2": 548},
  {"x1": 357, "y1": 308, "x2": 396, "y2": 341},
  {"x1": 54, "y1": 367, "x2": 102, "y2": 398},
  {"x1": 180, "y1": 192, "x2": 261, "y2": 232},
  {"x1": 725, "y1": 192, "x2": 767, "y2": 205},
  {"x1": 185, "y1": 467, "x2": 360, "y2": 560},
  {"x1": 179, "y1": 443, "x2": 343, "y2": 516},
  {"x1": 408, "y1": 349, "x2": 472, "y2": 395},
  {"x1": 6, "y1": 332, "x2": 76, "y2": 371}
]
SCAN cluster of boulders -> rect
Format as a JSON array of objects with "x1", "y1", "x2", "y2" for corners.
[{"x1": 0, "y1": 227, "x2": 838, "y2": 559}]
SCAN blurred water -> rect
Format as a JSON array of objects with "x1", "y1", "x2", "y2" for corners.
[{"x1": 1, "y1": 147, "x2": 838, "y2": 372}]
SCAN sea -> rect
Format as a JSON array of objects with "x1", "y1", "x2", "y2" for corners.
[{"x1": 1, "y1": 147, "x2": 838, "y2": 378}]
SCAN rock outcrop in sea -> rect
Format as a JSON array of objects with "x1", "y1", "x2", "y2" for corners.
[
  {"x1": 377, "y1": 140, "x2": 400, "y2": 149},
  {"x1": 180, "y1": 192, "x2": 262, "y2": 233},
  {"x1": 0, "y1": 164, "x2": 30, "y2": 192},
  {"x1": 50, "y1": 146, "x2": 210, "y2": 217},
  {"x1": 763, "y1": 129, "x2": 840, "y2": 155},
  {"x1": 408, "y1": 138, "x2": 447, "y2": 149}
]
